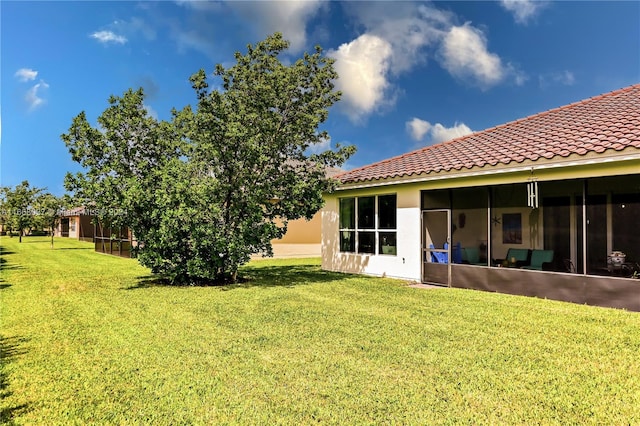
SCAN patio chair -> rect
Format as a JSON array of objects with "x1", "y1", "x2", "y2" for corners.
[
  {"x1": 504, "y1": 248, "x2": 531, "y2": 268},
  {"x1": 522, "y1": 249, "x2": 554, "y2": 270},
  {"x1": 429, "y1": 244, "x2": 448, "y2": 263},
  {"x1": 450, "y1": 242, "x2": 462, "y2": 264},
  {"x1": 461, "y1": 247, "x2": 485, "y2": 266}
]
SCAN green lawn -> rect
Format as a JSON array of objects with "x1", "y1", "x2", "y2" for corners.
[{"x1": 1, "y1": 236, "x2": 639, "y2": 424}]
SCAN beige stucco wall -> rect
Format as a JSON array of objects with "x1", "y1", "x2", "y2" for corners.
[
  {"x1": 263, "y1": 213, "x2": 322, "y2": 258},
  {"x1": 273, "y1": 214, "x2": 321, "y2": 244}
]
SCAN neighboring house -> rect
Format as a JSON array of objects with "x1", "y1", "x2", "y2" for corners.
[
  {"x1": 54, "y1": 207, "x2": 95, "y2": 242},
  {"x1": 54, "y1": 207, "x2": 133, "y2": 257},
  {"x1": 322, "y1": 84, "x2": 640, "y2": 311},
  {"x1": 269, "y1": 214, "x2": 322, "y2": 258},
  {"x1": 268, "y1": 166, "x2": 343, "y2": 258}
]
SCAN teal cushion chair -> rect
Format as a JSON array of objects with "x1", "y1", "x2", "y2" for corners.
[
  {"x1": 505, "y1": 248, "x2": 531, "y2": 267},
  {"x1": 522, "y1": 250, "x2": 554, "y2": 270},
  {"x1": 462, "y1": 247, "x2": 485, "y2": 266}
]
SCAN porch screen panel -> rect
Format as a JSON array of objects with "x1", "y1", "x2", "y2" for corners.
[
  {"x1": 542, "y1": 196, "x2": 571, "y2": 272},
  {"x1": 422, "y1": 189, "x2": 450, "y2": 210},
  {"x1": 610, "y1": 174, "x2": 640, "y2": 269},
  {"x1": 452, "y1": 188, "x2": 488, "y2": 266},
  {"x1": 491, "y1": 184, "x2": 532, "y2": 265},
  {"x1": 612, "y1": 192, "x2": 640, "y2": 266},
  {"x1": 586, "y1": 194, "x2": 607, "y2": 274}
]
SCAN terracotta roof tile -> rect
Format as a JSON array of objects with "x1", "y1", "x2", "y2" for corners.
[{"x1": 337, "y1": 84, "x2": 640, "y2": 184}]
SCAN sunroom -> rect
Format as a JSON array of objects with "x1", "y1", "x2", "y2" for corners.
[{"x1": 322, "y1": 84, "x2": 640, "y2": 311}]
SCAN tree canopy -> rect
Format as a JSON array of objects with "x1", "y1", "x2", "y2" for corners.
[{"x1": 62, "y1": 33, "x2": 354, "y2": 284}]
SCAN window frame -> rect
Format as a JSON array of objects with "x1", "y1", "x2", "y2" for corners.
[{"x1": 338, "y1": 194, "x2": 397, "y2": 256}]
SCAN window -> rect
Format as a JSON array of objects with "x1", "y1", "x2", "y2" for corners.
[{"x1": 339, "y1": 194, "x2": 397, "y2": 255}]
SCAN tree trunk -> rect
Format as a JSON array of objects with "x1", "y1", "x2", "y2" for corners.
[{"x1": 19, "y1": 230, "x2": 22, "y2": 243}]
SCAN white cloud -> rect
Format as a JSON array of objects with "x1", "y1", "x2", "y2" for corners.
[
  {"x1": 343, "y1": 3, "x2": 451, "y2": 74},
  {"x1": 430, "y1": 122, "x2": 473, "y2": 143},
  {"x1": 328, "y1": 34, "x2": 393, "y2": 123},
  {"x1": 173, "y1": 28, "x2": 214, "y2": 56},
  {"x1": 223, "y1": 0, "x2": 326, "y2": 52},
  {"x1": 113, "y1": 17, "x2": 157, "y2": 41},
  {"x1": 175, "y1": 0, "x2": 223, "y2": 12},
  {"x1": 15, "y1": 68, "x2": 38, "y2": 82},
  {"x1": 91, "y1": 30, "x2": 128, "y2": 44},
  {"x1": 307, "y1": 137, "x2": 331, "y2": 154},
  {"x1": 406, "y1": 118, "x2": 432, "y2": 141},
  {"x1": 500, "y1": 0, "x2": 548, "y2": 25},
  {"x1": 25, "y1": 80, "x2": 49, "y2": 111},
  {"x1": 439, "y1": 23, "x2": 506, "y2": 89},
  {"x1": 335, "y1": 3, "x2": 523, "y2": 122},
  {"x1": 406, "y1": 118, "x2": 472, "y2": 144},
  {"x1": 539, "y1": 70, "x2": 575, "y2": 88}
]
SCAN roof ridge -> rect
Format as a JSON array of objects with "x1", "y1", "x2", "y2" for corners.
[{"x1": 467, "y1": 83, "x2": 640, "y2": 137}]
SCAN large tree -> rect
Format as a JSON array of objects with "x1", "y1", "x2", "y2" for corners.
[{"x1": 63, "y1": 33, "x2": 354, "y2": 284}]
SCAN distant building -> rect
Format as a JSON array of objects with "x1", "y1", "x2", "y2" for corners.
[
  {"x1": 54, "y1": 207, "x2": 94, "y2": 242},
  {"x1": 268, "y1": 167, "x2": 343, "y2": 258}
]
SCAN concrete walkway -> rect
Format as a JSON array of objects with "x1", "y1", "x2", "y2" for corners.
[{"x1": 408, "y1": 283, "x2": 447, "y2": 289}]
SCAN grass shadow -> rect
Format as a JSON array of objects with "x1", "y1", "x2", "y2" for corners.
[
  {"x1": 0, "y1": 336, "x2": 30, "y2": 424},
  {"x1": 128, "y1": 275, "x2": 171, "y2": 289},
  {"x1": 55, "y1": 247, "x2": 94, "y2": 250},
  {"x1": 126, "y1": 263, "x2": 351, "y2": 290},
  {"x1": 0, "y1": 257, "x2": 22, "y2": 272},
  {"x1": 231, "y1": 264, "x2": 352, "y2": 290}
]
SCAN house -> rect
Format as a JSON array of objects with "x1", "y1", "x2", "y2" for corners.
[
  {"x1": 54, "y1": 207, "x2": 95, "y2": 242},
  {"x1": 54, "y1": 207, "x2": 133, "y2": 257},
  {"x1": 269, "y1": 214, "x2": 323, "y2": 258},
  {"x1": 322, "y1": 84, "x2": 640, "y2": 311}
]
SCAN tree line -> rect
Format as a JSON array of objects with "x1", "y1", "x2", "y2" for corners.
[{"x1": 0, "y1": 180, "x2": 69, "y2": 247}]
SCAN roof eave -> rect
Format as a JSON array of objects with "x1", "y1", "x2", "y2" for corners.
[{"x1": 335, "y1": 150, "x2": 640, "y2": 191}]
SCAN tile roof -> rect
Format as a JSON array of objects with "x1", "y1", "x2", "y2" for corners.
[{"x1": 337, "y1": 83, "x2": 640, "y2": 185}]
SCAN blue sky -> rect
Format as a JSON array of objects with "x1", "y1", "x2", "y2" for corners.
[{"x1": 2, "y1": 1, "x2": 639, "y2": 195}]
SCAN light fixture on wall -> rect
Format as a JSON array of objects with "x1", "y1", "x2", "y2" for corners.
[{"x1": 527, "y1": 169, "x2": 539, "y2": 209}]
